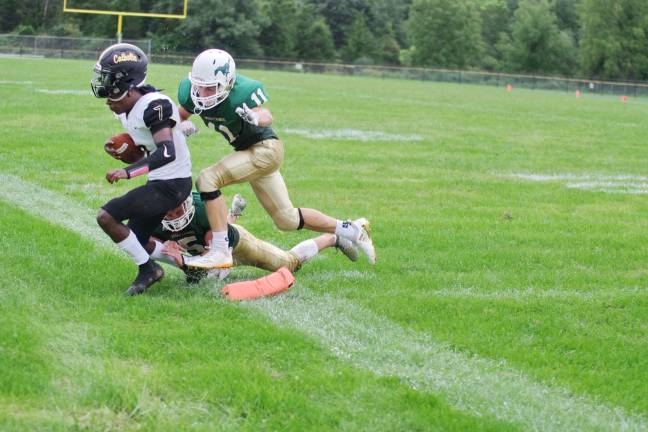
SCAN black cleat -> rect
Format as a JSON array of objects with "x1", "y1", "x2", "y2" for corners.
[
  {"x1": 126, "y1": 260, "x2": 164, "y2": 296},
  {"x1": 184, "y1": 267, "x2": 207, "y2": 284}
]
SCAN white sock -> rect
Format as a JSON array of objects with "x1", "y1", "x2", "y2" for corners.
[
  {"x1": 211, "y1": 230, "x2": 229, "y2": 252},
  {"x1": 117, "y1": 231, "x2": 149, "y2": 265},
  {"x1": 290, "y1": 239, "x2": 319, "y2": 263},
  {"x1": 335, "y1": 220, "x2": 359, "y2": 241},
  {"x1": 150, "y1": 240, "x2": 179, "y2": 267}
]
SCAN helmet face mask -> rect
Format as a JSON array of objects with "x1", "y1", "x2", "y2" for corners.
[
  {"x1": 162, "y1": 195, "x2": 196, "y2": 232},
  {"x1": 91, "y1": 43, "x2": 148, "y2": 101},
  {"x1": 189, "y1": 49, "x2": 236, "y2": 112}
]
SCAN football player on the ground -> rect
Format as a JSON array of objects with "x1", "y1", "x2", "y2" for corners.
[
  {"x1": 144, "y1": 193, "x2": 359, "y2": 285},
  {"x1": 176, "y1": 49, "x2": 375, "y2": 271},
  {"x1": 91, "y1": 43, "x2": 193, "y2": 295}
]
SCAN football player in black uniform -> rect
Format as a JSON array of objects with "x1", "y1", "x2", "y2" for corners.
[{"x1": 91, "y1": 43, "x2": 193, "y2": 295}]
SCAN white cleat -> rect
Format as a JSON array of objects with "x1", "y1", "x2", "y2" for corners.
[
  {"x1": 336, "y1": 236, "x2": 359, "y2": 262},
  {"x1": 186, "y1": 247, "x2": 233, "y2": 270},
  {"x1": 229, "y1": 194, "x2": 247, "y2": 218},
  {"x1": 352, "y1": 218, "x2": 376, "y2": 265}
]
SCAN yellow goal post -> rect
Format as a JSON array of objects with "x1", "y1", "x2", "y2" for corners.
[{"x1": 63, "y1": 0, "x2": 188, "y2": 42}]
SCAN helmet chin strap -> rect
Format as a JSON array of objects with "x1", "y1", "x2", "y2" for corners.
[{"x1": 108, "y1": 89, "x2": 129, "y2": 102}]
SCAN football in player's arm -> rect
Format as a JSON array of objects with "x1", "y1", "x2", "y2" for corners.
[
  {"x1": 145, "y1": 193, "x2": 359, "y2": 285},
  {"x1": 176, "y1": 49, "x2": 376, "y2": 272},
  {"x1": 91, "y1": 43, "x2": 193, "y2": 295}
]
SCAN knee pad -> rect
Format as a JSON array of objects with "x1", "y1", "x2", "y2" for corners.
[{"x1": 272, "y1": 207, "x2": 300, "y2": 231}]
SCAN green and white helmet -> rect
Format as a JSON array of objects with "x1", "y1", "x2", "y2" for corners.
[
  {"x1": 189, "y1": 48, "x2": 236, "y2": 111},
  {"x1": 162, "y1": 195, "x2": 195, "y2": 232}
]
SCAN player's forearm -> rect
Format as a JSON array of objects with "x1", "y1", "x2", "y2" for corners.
[
  {"x1": 124, "y1": 139, "x2": 176, "y2": 178},
  {"x1": 179, "y1": 106, "x2": 192, "y2": 120}
]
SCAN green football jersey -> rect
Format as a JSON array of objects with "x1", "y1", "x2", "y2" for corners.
[
  {"x1": 178, "y1": 75, "x2": 278, "y2": 150},
  {"x1": 152, "y1": 192, "x2": 240, "y2": 255}
]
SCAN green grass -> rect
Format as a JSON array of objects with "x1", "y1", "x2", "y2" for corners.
[{"x1": 1, "y1": 57, "x2": 648, "y2": 430}]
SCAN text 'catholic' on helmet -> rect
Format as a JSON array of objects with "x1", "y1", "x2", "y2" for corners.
[{"x1": 91, "y1": 43, "x2": 148, "y2": 100}]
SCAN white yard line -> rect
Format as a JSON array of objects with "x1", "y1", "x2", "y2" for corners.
[
  {"x1": 35, "y1": 89, "x2": 90, "y2": 95},
  {"x1": 0, "y1": 80, "x2": 36, "y2": 84},
  {"x1": 1, "y1": 173, "x2": 646, "y2": 431},
  {"x1": 282, "y1": 128, "x2": 423, "y2": 142},
  {"x1": 509, "y1": 172, "x2": 648, "y2": 194},
  {"x1": 426, "y1": 286, "x2": 646, "y2": 301}
]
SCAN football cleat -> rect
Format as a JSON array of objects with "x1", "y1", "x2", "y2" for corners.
[
  {"x1": 184, "y1": 267, "x2": 207, "y2": 284},
  {"x1": 126, "y1": 260, "x2": 164, "y2": 296},
  {"x1": 335, "y1": 236, "x2": 359, "y2": 262},
  {"x1": 229, "y1": 194, "x2": 247, "y2": 218},
  {"x1": 185, "y1": 247, "x2": 233, "y2": 270},
  {"x1": 352, "y1": 218, "x2": 376, "y2": 265}
]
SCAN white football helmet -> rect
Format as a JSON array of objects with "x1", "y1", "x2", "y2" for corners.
[
  {"x1": 189, "y1": 49, "x2": 236, "y2": 112},
  {"x1": 162, "y1": 195, "x2": 196, "y2": 232}
]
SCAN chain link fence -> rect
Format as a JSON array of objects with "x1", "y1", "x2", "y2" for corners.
[
  {"x1": 0, "y1": 34, "x2": 150, "y2": 60},
  {"x1": 2, "y1": 34, "x2": 648, "y2": 97},
  {"x1": 152, "y1": 52, "x2": 648, "y2": 98}
]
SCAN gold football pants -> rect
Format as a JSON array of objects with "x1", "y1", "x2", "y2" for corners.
[
  {"x1": 231, "y1": 224, "x2": 301, "y2": 273},
  {"x1": 195, "y1": 139, "x2": 301, "y2": 230}
]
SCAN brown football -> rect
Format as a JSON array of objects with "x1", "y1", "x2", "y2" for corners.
[{"x1": 104, "y1": 133, "x2": 145, "y2": 164}]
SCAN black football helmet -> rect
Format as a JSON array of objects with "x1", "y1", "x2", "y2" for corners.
[{"x1": 91, "y1": 43, "x2": 148, "y2": 100}]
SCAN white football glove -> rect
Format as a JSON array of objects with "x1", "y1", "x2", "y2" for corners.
[
  {"x1": 235, "y1": 103, "x2": 259, "y2": 126},
  {"x1": 179, "y1": 120, "x2": 198, "y2": 138},
  {"x1": 229, "y1": 194, "x2": 247, "y2": 218}
]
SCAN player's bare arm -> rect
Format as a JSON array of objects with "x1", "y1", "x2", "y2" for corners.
[
  {"x1": 179, "y1": 105, "x2": 192, "y2": 120},
  {"x1": 107, "y1": 127, "x2": 176, "y2": 184}
]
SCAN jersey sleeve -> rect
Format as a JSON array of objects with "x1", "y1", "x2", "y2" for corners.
[
  {"x1": 177, "y1": 78, "x2": 195, "y2": 113},
  {"x1": 143, "y1": 99, "x2": 176, "y2": 134},
  {"x1": 194, "y1": 195, "x2": 211, "y2": 231}
]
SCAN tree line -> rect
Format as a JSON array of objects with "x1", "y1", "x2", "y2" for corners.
[{"x1": 2, "y1": 0, "x2": 648, "y2": 81}]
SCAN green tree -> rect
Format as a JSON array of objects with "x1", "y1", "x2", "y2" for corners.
[
  {"x1": 505, "y1": 0, "x2": 575, "y2": 74},
  {"x1": 579, "y1": 0, "x2": 648, "y2": 80},
  {"x1": 0, "y1": 0, "x2": 47, "y2": 33},
  {"x1": 480, "y1": 0, "x2": 511, "y2": 70},
  {"x1": 551, "y1": 0, "x2": 580, "y2": 31},
  {"x1": 369, "y1": 0, "x2": 412, "y2": 48},
  {"x1": 259, "y1": 0, "x2": 298, "y2": 59},
  {"x1": 376, "y1": 28, "x2": 401, "y2": 65},
  {"x1": 152, "y1": 0, "x2": 265, "y2": 56},
  {"x1": 340, "y1": 13, "x2": 376, "y2": 63},
  {"x1": 307, "y1": 0, "x2": 373, "y2": 48},
  {"x1": 407, "y1": 0, "x2": 483, "y2": 68},
  {"x1": 296, "y1": 16, "x2": 336, "y2": 61}
]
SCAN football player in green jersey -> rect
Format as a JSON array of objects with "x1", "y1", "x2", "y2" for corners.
[
  {"x1": 177, "y1": 49, "x2": 375, "y2": 271},
  {"x1": 145, "y1": 193, "x2": 359, "y2": 285}
]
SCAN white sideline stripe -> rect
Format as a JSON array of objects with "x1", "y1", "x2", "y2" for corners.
[
  {"x1": 0, "y1": 174, "x2": 113, "y2": 251},
  {"x1": 35, "y1": 89, "x2": 90, "y2": 95},
  {"x1": 248, "y1": 292, "x2": 647, "y2": 431},
  {"x1": 0, "y1": 173, "x2": 646, "y2": 431},
  {"x1": 283, "y1": 128, "x2": 423, "y2": 142}
]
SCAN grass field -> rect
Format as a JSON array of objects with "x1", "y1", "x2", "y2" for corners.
[{"x1": 1, "y1": 56, "x2": 648, "y2": 431}]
